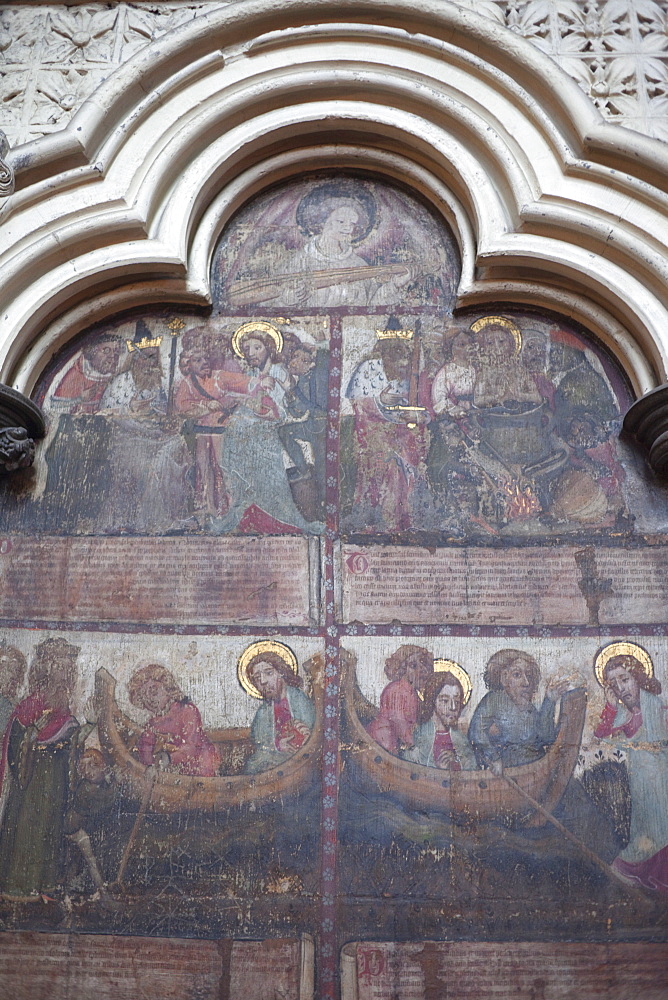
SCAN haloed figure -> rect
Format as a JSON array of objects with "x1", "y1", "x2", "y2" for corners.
[
  {"x1": 129, "y1": 663, "x2": 221, "y2": 777},
  {"x1": 244, "y1": 651, "x2": 315, "y2": 774},
  {"x1": 595, "y1": 652, "x2": 668, "y2": 891},
  {"x1": 210, "y1": 327, "x2": 324, "y2": 535},
  {"x1": 367, "y1": 645, "x2": 433, "y2": 755},
  {"x1": 403, "y1": 670, "x2": 477, "y2": 771}
]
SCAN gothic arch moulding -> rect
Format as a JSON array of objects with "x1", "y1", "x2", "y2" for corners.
[{"x1": 2, "y1": 0, "x2": 668, "y2": 396}]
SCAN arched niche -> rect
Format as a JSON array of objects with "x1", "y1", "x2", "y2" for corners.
[{"x1": 0, "y1": 0, "x2": 667, "y2": 406}]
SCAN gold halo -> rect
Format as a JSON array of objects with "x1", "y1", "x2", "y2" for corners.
[
  {"x1": 434, "y1": 658, "x2": 473, "y2": 706},
  {"x1": 237, "y1": 640, "x2": 298, "y2": 699},
  {"x1": 594, "y1": 642, "x2": 654, "y2": 688},
  {"x1": 469, "y1": 315, "x2": 522, "y2": 355},
  {"x1": 232, "y1": 321, "x2": 284, "y2": 360}
]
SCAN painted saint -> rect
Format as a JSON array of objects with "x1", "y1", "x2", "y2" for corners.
[
  {"x1": 0, "y1": 638, "x2": 83, "y2": 896},
  {"x1": 593, "y1": 643, "x2": 668, "y2": 892},
  {"x1": 402, "y1": 663, "x2": 477, "y2": 770},
  {"x1": 238, "y1": 641, "x2": 315, "y2": 774},
  {"x1": 216, "y1": 177, "x2": 458, "y2": 311}
]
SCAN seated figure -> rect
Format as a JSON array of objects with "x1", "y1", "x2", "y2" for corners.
[
  {"x1": 403, "y1": 669, "x2": 477, "y2": 771},
  {"x1": 242, "y1": 649, "x2": 315, "y2": 774},
  {"x1": 468, "y1": 648, "x2": 567, "y2": 769},
  {"x1": 129, "y1": 663, "x2": 221, "y2": 777}
]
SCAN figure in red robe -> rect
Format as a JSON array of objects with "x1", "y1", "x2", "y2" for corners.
[
  {"x1": 128, "y1": 662, "x2": 221, "y2": 777},
  {"x1": 367, "y1": 645, "x2": 433, "y2": 755}
]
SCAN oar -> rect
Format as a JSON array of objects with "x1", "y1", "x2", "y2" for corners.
[
  {"x1": 502, "y1": 772, "x2": 651, "y2": 902},
  {"x1": 114, "y1": 766, "x2": 156, "y2": 888}
]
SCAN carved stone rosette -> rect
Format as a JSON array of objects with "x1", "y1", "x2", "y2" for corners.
[
  {"x1": 0, "y1": 385, "x2": 45, "y2": 473},
  {"x1": 623, "y1": 384, "x2": 668, "y2": 477}
]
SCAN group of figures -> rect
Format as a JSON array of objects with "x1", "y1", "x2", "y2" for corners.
[
  {"x1": 355, "y1": 641, "x2": 668, "y2": 892},
  {"x1": 30, "y1": 318, "x2": 328, "y2": 535},
  {"x1": 0, "y1": 637, "x2": 316, "y2": 899},
  {"x1": 0, "y1": 176, "x2": 628, "y2": 541},
  {"x1": 16, "y1": 304, "x2": 629, "y2": 543},
  {"x1": 341, "y1": 313, "x2": 628, "y2": 535}
]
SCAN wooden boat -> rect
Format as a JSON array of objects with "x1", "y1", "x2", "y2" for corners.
[
  {"x1": 341, "y1": 650, "x2": 586, "y2": 826},
  {"x1": 95, "y1": 656, "x2": 323, "y2": 814}
]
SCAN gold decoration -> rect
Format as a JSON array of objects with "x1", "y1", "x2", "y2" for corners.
[
  {"x1": 237, "y1": 640, "x2": 299, "y2": 699},
  {"x1": 469, "y1": 315, "x2": 522, "y2": 355},
  {"x1": 167, "y1": 317, "x2": 186, "y2": 335},
  {"x1": 232, "y1": 321, "x2": 284, "y2": 359},
  {"x1": 434, "y1": 658, "x2": 473, "y2": 706},
  {"x1": 594, "y1": 642, "x2": 654, "y2": 688},
  {"x1": 375, "y1": 327, "x2": 414, "y2": 340},
  {"x1": 126, "y1": 335, "x2": 163, "y2": 352}
]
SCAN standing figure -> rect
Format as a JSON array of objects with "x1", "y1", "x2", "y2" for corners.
[
  {"x1": 42, "y1": 335, "x2": 124, "y2": 531},
  {"x1": 49, "y1": 335, "x2": 122, "y2": 415},
  {"x1": 97, "y1": 320, "x2": 191, "y2": 533},
  {"x1": 0, "y1": 638, "x2": 81, "y2": 897},
  {"x1": 346, "y1": 325, "x2": 429, "y2": 531},
  {"x1": 279, "y1": 341, "x2": 329, "y2": 518},
  {"x1": 239, "y1": 644, "x2": 315, "y2": 774},
  {"x1": 402, "y1": 667, "x2": 477, "y2": 770},
  {"x1": 128, "y1": 663, "x2": 221, "y2": 777},
  {"x1": 367, "y1": 645, "x2": 433, "y2": 756},
  {"x1": 0, "y1": 644, "x2": 26, "y2": 744},
  {"x1": 468, "y1": 649, "x2": 567, "y2": 769},
  {"x1": 210, "y1": 323, "x2": 324, "y2": 534},
  {"x1": 594, "y1": 646, "x2": 668, "y2": 891},
  {"x1": 174, "y1": 326, "x2": 257, "y2": 520}
]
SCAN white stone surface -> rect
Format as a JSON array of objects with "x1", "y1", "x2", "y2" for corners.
[
  {"x1": 0, "y1": 0, "x2": 666, "y2": 400},
  {"x1": 1, "y1": 2, "x2": 668, "y2": 146}
]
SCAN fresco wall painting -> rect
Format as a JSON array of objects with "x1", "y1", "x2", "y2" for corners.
[{"x1": 0, "y1": 174, "x2": 666, "y2": 998}]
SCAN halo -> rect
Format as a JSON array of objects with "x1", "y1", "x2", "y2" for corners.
[
  {"x1": 237, "y1": 640, "x2": 299, "y2": 699},
  {"x1": 434, "y1": 658, "x2": 473, "y2": 706},
  {"x1": 232, "y1": 321, "x2": 283, "y2": 360},
  {"x1": 469, "y1": 315, "x2": 522, "y2": 355},
  {"x1": 594, "y1": 642, "x2": 654, "y2": 688}
]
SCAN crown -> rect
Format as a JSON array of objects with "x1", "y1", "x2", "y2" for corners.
[
  {"x1": 375, "y1": 315, "x2": 414, "y2": 340},
  {"x1": 126, "y1": 335, "x2": 163, "y2": 352}
]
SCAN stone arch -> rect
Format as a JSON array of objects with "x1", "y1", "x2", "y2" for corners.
[{"x1": 1, "y1": 0, "x2": 667, "y2": 401}]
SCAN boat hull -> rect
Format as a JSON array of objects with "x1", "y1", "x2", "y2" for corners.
[
  {"x1": 342, "y1": 650, "x2": 586, "y2": 825},
  {"x1": 95, "y1": 659, "x2": 323, "y2": 813}
]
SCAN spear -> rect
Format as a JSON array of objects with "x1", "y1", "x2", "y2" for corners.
[{"x1": 166, "y1": 317, "x2": 186, "y2": 416}]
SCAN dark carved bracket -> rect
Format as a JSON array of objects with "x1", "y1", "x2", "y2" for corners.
[
  {"x1": 0, "y1": 385, "x2": 45, "y2": 473},
  {"x1": 622, "y1": 383, "x2": 668, "y2": 477}
]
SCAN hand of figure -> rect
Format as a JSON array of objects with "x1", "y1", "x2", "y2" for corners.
[
  {"x1": 547, "y1": 676, "x2": 570, "y2": 698},
  {"x1": 436, "y1": 749, "x2": 457, "y2": 770},
  {"x1": 389, "y1": 264, "x2": 413, "y2": 288},
  {"x1": 488, "y1": 722, "x2": 501, "y2": 739},
  {"x1": 130, "y1": 398, "x2": 151, "y2": 415},
  {"x1": 292, "y1": 278, "x2": 313, "y2": 304},
  {"x1": 604, "y1": 684, "x2": 619, "y2": 709},
  {"x1": 380, "y1": 388, "x2": 406, "y2": 407},
  {"x1": 277, "y1": 721, "x2": 311, "y2": 752},
  {"x1": 490, "y1": 759, "x2": 504, "y2": 777},
  {"x1": 259, "y1": 376, "x2": 276, "y2": 390}
]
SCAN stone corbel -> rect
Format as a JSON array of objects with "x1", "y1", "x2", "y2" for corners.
[
  {"x1": 0, "y1": 131, "x2": 14, "y2": 198},
  {"x1": 0, "y1": 385, "x2": 45, "y2": 473},
  {"x1": 622, "y1": 385, "x2": 668, "y2": 477}
]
